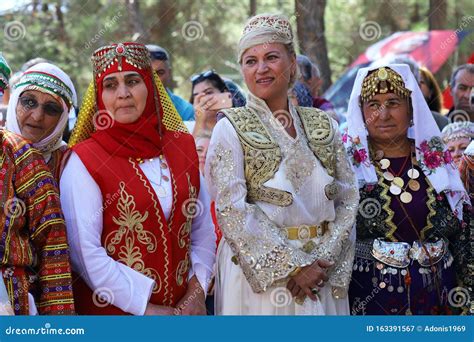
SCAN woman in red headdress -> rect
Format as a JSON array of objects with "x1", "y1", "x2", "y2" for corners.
[{"x1": 60, "y1": 42, "x2": 216, "y2": 315}]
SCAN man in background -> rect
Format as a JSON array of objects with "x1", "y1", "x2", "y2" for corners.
[
  {"x1": 448, "y1": 64, "x2": 474, "y2": 122},
  {"x1": 146, "y1": 44, "x2": 195, "y2": 121}
]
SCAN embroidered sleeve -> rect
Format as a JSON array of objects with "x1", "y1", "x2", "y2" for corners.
[
  {"x1": 309, "y1": 123, "x2": 359, "y2": 294},
  {"x1": 13, "y1": 143, "x2": 75, "y2": 315},
  {"x1": 205, "y1": 119, "x2": 315, "y2": 293}
]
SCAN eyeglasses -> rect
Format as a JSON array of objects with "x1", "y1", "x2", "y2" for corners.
[
  {"x1": 190, "y1": 70, "x2": 216, "y2": 83},
  {"x1": 18, "y1": 96, "x2": 63, "y2": 117},
  {"x1": 149, "y1": 50, "x2": 168, "y2": 61}
]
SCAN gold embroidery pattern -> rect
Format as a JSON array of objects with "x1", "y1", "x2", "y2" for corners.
[
  {"x1": 177, "y1": 174, "x2": 195, "y2": 249},
  {"x1": 302, "y1": 136, "x2": 359, "y2": 294},
  {"x1": 296, "y1": 107, "x2": 336, "y2": 177},
  {"x1": 176, "y1": 253, "x2": 189, "y2": 286},
  {"x1": 421, "y1": 180, "x2": 436, "y2": 240},
  {"x1": 284, "y1": 145, "x2": 316, "y2": 192},
  {"x1": 105, "y1": 181, "x2": 162, "y2": 293},
  {"x1": 257, "y1": 107, "x2": 316, "y2": 193},
  {"x1": 214, "y1": 107, "x2": 358, "y2": 295},
  {"x1": 210, "y1": 143, "x2": 315, "y2": 293},
  {"x1": 374, "y1": 167, "x2": 398, "y2": 241},
  {"x1": 209, "y1": 146, "x2": 233, "y2": 210},
  {"x1": 221, "y1": 107, "x2": 293, "y2": 206},
  {"x1": 129, "y1": 159, "x2": 171, "y2": 303},
  {"x1": 374, "y1": 158, "x2": 437, "y2": 241}
]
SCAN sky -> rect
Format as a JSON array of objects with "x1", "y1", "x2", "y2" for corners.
[{"x1": 0, "y1": 0, "x2": 29, "y2": 14}]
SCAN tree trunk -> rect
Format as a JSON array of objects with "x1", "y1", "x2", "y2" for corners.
[
  {"x1": 428, "y1": 0, "x2": 447, "y2": 30},
  {"x1": 55, "y1": 0, "x2": 68, "y2": 45},
  {"x1": 295, "y1": 0, "x2": 332, "y2": 92},
  {"x1": 125, "y1": 0, "x2": 150, "y2": 42},
  {"x1": 249, "y1": 0, "x2": 256, "y2": 17},
  {"x1": 149, "y1": 0, "x2": 177, "y2": 47},
  {"x1": 429, "y1": 0, "x2": 449, "y2": 93},
  {"x1": 32, "y1": 0, "x2": 39, "y2": 17}
]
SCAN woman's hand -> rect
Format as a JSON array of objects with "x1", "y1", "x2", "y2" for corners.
[
  {"x1": 193, "y1": 93, "x2": 219, "y2": 135},
  {"x1": 194, "y1": 93, "x2": 220, "y2": 114},
  {"x1": 286, "y1": 259, "x2": 333, "y2": 301},
  {"x1": 174, "y1": 275, "x2": 207, "y2": 315}
]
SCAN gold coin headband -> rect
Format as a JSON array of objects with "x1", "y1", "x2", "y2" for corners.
[
  {"x1": 91, "y1": 43, "x2": 151, "y2": 78},
  {"x1": 360, "y1": 67, "x2": 411, "y2": 103}
]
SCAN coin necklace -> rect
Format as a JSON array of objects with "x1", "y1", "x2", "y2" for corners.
[{"x1": 376, "y1": 150, "x2": 420, "y2": 204}]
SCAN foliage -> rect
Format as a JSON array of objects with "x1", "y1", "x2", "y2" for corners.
[{"x1": 1, "y1": 0, "x2": 473, "y2": 102}]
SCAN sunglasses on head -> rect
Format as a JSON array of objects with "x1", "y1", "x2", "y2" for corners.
[
  {"x1": 190, "y1": 70, "x2": 217, "y2": 83},
  {"x1": 18, "y1": 96, "x2": 63, "y2": 117}
]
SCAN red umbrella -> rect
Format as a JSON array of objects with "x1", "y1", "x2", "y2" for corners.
[
  {"x1": 326, "y1": 30, "x2": 471, "y2": 119},
  {"x1": 351, "y1": 30, "x2": 464, "y2": 73}
]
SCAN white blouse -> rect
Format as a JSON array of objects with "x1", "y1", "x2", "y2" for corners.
[{"x1": 60, "y1": 152, "x2": 216, "y2": 315}]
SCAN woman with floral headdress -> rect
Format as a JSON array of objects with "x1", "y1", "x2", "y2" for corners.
[
  {"x1": 6, "y1": 63, "x2": 77, "y2": 182},
  {"x1": 61, "y1": 42, "x2": 216, "y2": 315},
  {"x1": 345, "y1": 64, "x2": 472, "y2": 315},
  {"x1": 459, "y1": 141, "x2": 474, "y2": 198},
  {"x1": 441, "y1": 121, "x2": 474, "y2": 167},
  {"x1": 0, "y1": 54, "x2": 75, "y2": 315},
  {"x1": 205, "y1": 14, "x2": 359, "y2": 315}
]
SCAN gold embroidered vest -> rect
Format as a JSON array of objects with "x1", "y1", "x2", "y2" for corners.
[{"x1": 220, "y1": 106, "x2": 336, "y2": 206}]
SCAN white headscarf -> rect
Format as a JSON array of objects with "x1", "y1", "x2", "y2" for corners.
[
  {"x1": 237, "y1": 13, "x2": 294, "y2": 63},
  {"x1": 344, "y1": 63, "x2": 469, "y2": 219},
  {"x1": 6, "y1": 62, "x2": 77, "y2": 161}
]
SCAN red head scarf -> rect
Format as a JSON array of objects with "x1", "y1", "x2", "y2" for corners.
[{"x1": 91, "y1": 42, "x2": 163, "y2": 159}]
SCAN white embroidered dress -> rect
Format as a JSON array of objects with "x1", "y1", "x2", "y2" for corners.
[{"x1": 205, "y1": 94, "x2": 359, "y2": 315}]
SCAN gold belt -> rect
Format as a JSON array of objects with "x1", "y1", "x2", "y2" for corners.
[
  {"x1": 285, "y1": 222, "x2": 328, "y2": 240},
  {"x1": 231, "y1": 222, "x2": 329, "y2": 266}
]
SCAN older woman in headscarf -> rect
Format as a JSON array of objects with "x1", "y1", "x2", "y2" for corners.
[
  {"x1": 344, "y1": 64, "x2": 472, "y2": 315},
  {"x1": 205, "y1": 13, "x2": 359, "y2": 315},
  {"x1": 61, "y1": 42, "x2": 216, "y2": 315},
  {"x1": 0, "y1": 54, "x2": 75, "y2": 316},
  {"x1": 441, "y1": 121, "x2": 474, "y2": 167},
  {"x1": 5, "y1": 63, "x2": 77, "y2": 182},
  {"x1": 0, "y1": 53, "x2": 12, "y2": 126}
]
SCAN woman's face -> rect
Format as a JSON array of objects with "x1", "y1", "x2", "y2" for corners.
[
  {"x1": 196, "y1": 136, "x2": 210, "y2": 174},
  {"x1": 101, "y1": 71, "x2": 148, "y2": 124},
  {"x1": 362, "y1": 92, "x2": 411, "y2": 145},
  {"x1": 241, "y1": 43, "x2": 295, "y2": 102},
  {"x1": 447, "y1": 137, "x2": 471, "y2": 166},
  {"x1": 192, "y1": 80, "x2": 221, "y2": 102},
  {"x1": 16, "y1": 90, "x2": 63, "y2": 143}
]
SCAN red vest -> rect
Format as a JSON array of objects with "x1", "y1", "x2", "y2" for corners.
[{"x1": 72, "y1": 130, "x2": 199, "y2": 314}]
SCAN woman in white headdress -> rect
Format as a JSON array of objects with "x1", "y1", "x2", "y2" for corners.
[
  {"x1": 344, "y1": 64, "x2": 472, "y2": 315},
  {"x1": 205, "y1": 13, "x2": 359, "y2": 315},
  {"x1": 6, "y1": 62, "x2": 77, "y2": 182},
  {"x1": 441, "y1": 121, "x2": 474, "y2": 167}
]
